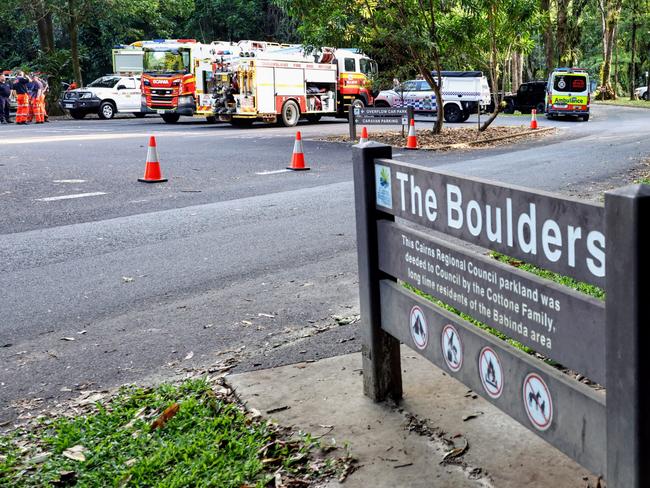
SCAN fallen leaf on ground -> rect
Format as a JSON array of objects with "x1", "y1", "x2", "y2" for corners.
[
  {"x1": 184, "y1": 351, "x2": 194, "y2": 360},
  {"x1": 258, "y1": 313, "x2": 275, "y2": 318},
  {"x1": 242, "y1": 320, "x2": 253, "y2": 325},
  {"x1": 27, "y1": 452, "x2": 51, "y2": 464},
  {"x1": 62, "y1": 445, "x2": 88, "y2": 462},
  {"x1": 442, "y1": 439, "x2": 469, "y2": 462},
  {"x1": 150, "y1": 403, "x2": 180, "y2": 431},
  {"x1": 462, "y1": 412, "x2": 483, "y2": 421},
  {"x1": 60, "y1": 337, "x2": 75, "y2": 342},
  {"x1": 122, "y1": 276, "x2": 134, "y2": 283}
]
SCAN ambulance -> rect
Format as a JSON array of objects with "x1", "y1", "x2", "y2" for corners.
[{"x1": 545, "y1": 68, "x2": 590, "y2": 121}]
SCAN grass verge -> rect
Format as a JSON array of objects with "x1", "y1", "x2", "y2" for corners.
[
  {"x1": 592, "y1": 98, "x2": 650, "y2": 109},
  {"x1": 0, "y1": 378, "x2": 349, "y2": 487}
]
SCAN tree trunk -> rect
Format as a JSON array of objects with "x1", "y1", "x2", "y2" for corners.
[
  {"x1": 629, "y1": 2, "x2": 637, "y2": 99},
  {"x1": 556, "y1": 0, "x2": 569, "y2": 65},
  {"x1": 481, "y1": 1, "x2": 501, "y2": 132},
  {"x1": 540, "y1": 0, "x2": 554, "y2": 75},
  {"x1": 598, "y1": 0, "x2": 623, "y2": 99},
  {"x1": 23, "y1": 0, "x2": 54, "y2": 53},
  {"x1": 68, "y1": 0, "x2": 83, "y2": 87},
  {"x1": 420, "y1": 67, "x2": 443, "y2": 135}
]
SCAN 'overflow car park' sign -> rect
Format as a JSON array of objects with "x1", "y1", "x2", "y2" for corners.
[
  {"x1": 353, "y1": 142, "x2": 650, "y2": 488},
  {"x1": 348, "y1": 107, "x2": 414, "y2": 140}
]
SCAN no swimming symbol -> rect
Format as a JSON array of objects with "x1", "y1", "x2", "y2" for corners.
[{"x1": 523, "y1": 373, "x2": 553, "y2": 431}]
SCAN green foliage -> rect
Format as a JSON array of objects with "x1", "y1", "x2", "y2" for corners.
[{"x1": 0, "y1": 379, "x2": 322, "y2": 487}]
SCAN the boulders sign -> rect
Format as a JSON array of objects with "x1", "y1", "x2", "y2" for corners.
[{"x1": 353, "y1": 142, "x2": 650, "y2": 488}]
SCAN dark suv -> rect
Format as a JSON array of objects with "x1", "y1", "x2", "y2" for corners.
[{"x1": 503, "y1": 81, "x2": 547, "y2": 114}]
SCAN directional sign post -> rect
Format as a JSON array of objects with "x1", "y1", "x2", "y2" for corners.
[
  {"x1": 349, "y1": 107, "x2": 414, "y2": 141},
  {"x1": 353, "y1": 142, "x2": 650, "y2": 487}
]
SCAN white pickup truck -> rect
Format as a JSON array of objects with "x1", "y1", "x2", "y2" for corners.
[
  {"x1": 374, "y1": 71, "x2": 491, "y2": 123},
  {"x1": 60, "y1": 75, "x2": 145, "y2": 119}
]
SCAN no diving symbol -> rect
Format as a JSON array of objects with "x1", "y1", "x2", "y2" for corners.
[
  {"x1": 523, "y1": 373, "x2": 553, "y2": 431},
  {"x1": 479, "y1": 347, "x2": 503, "y2": 399},
  {"x1": 441, "y1": 324, "x2": 463, "y2": 372},
  {"x1": 409, "y1": 306, "x2": 428, "y2": 350}
]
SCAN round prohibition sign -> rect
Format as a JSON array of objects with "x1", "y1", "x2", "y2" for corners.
[
  {"x1": 522, "y1": 373, "x2": 553, "y2": 431},
  {"x1": 441, "y1": 324, "x2": 463, "y2": 372},
  {"x1": 478, "y1": 346, "x2": 503, "y2": 399},
  {"x1": 409, "y1": 306, "x2": 428, "y2": 350}
]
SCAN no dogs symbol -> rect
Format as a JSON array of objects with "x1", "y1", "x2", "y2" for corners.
[
  {"x1": 523, "y1": 373, "x2": 553, "y2": 431},
  {"x1": 479, "y1": 347, "x2": 503, "y2": 399},
  {"x1": 441, "y1": 324, "x2": 463, "y2": 372},
  {"x1": 409, "y1": 306, "x2": 428, "y2": 350}
]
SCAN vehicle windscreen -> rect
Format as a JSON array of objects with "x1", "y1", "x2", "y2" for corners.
[
  {"x1": 88, "y1": 77, "x2": 120, "y2": 88},
  {"x1": 553, "y1": 75, "x2": 587, "y2": 92},
  {"x1": 359, "y1": 58, "x2": 377, "y2": 77},
  {"x1": 143, "y1": 49, "x2": 190, "y2": 74}
]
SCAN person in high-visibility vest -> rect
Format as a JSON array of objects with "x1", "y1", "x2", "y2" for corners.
[
  {"x1": 31, "y1": 75, "x2": 45, "y2": 124},
  {"x1": 29, "y1": 74, "x2": 44, "y2": 124},
  {"x1": 12, "y1": 71, "x2": 31, "y2": 124}
]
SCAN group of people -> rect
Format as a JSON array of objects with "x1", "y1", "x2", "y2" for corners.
[{"x1": 0, "y1": 71, "x2": 49, "y2": 125}]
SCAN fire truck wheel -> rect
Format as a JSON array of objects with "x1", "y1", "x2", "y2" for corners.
[
  {"x1": 280, "y1": 100, "x2": 300, "y2": 127},
  {"x1": 98, "y1": 101, "x2": 116, "y2": 120},
  {"x1": 306, "y1": 114, "x2": 322, "y2": 123},
  {"x1": 133, "y1": 112, "x2": 146, "y2": 118},
  {"x1": 161, "y1": 113, "x2": 180, "y2": 124}
]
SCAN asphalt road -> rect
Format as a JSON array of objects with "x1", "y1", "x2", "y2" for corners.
[{"x1": 1, "y1": 105, "x2": 648, "y2": 420}]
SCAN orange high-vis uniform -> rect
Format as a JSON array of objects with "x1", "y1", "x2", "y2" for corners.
[
  {"x1": 15, "y1": 94, "x2": 31, "y2": 123},
  {"x1": 32, "y1": 95, "x2": 44, "y2": 123}
]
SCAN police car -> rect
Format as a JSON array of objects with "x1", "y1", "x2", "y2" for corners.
[
  {"x1": 374, "y1": 71, "x2": 491, "y2": 123},
  {"x1": 60, "y1": 75, "x2": 145, "y2": 119}
]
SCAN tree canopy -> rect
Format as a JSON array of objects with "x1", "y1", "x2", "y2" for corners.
[{"x1": 1, "y1": 0, "x2": 649, "y2": 104}]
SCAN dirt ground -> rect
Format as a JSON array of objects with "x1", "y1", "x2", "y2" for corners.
[{"x1": 322, "y1": 125, "x2": 556, "y2": 151}]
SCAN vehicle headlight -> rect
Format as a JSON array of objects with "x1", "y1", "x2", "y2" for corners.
[{"x1": 78, "y1": 92, "x2": 93, "y2": 99}]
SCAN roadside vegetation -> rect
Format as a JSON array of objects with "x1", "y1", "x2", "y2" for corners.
[
  {"x1": 0, "y1": 378, "x2": 349, "y2": 487},
  {"x1": 593, "y1": 98, "x2": 650, "y2": 109}
]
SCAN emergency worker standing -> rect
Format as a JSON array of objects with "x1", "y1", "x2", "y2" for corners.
[
  {"x1": 0, "y1": 74, "x2": 12, "y2": 124},
  {"x1": 29, "y1": 74, "x2": 44, "y2": 123},
  {"x1": 13, "y1": 71, "x2": 31, "y2": 124},
  {"x1": 33, "y1": 74, "x2": 46, "y2": 123}
]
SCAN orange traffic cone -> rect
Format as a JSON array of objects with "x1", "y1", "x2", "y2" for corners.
[
  {"x1": 530, "y1": 109, "x2": 538, "y2": 130},
  {"x1": 406, "y1": 118, "x2": 418, "y2": 149},
  {"x1": 359, "y1": 126, "x2": 369, "y2": 144},
  {"x1": 138, "y1": 136, "x2": 167, "y2": 183},
  {"x1": 287, "y1": 131, "x2": 310, "y2": 171}
]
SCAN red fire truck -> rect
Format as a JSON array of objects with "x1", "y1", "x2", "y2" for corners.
[
  {"x1": 139, "y1": 39, "x2": 291, "y2": 123},
  {"x1": 212, "y1": 46, "x2": 378, "y2": 126}
]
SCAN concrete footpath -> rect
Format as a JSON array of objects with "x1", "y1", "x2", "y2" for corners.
[{"x1": 229, "y1": 347, "x2": 601, "y2": 488}]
